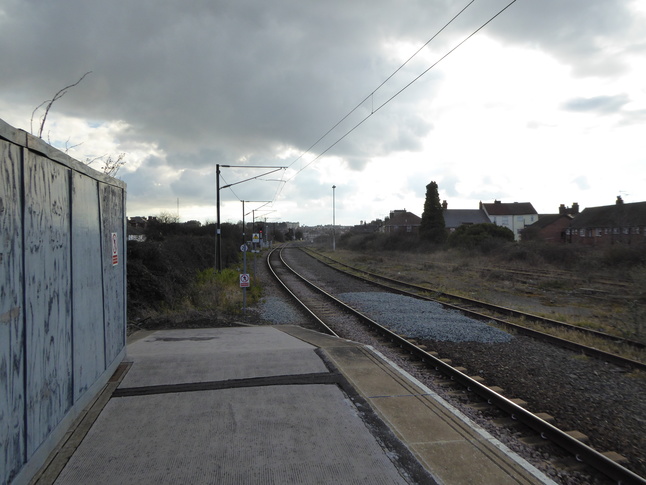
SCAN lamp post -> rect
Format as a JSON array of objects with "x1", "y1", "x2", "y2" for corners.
[{"x1": 332, "y1": 185, "x2": 336, "y2": 251}]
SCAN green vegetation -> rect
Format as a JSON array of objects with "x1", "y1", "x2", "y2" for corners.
[
  {"x1": 127, "y1": 219, "x2": 262, "y2": 329},
  {"x1": 447, "y1": 223, "x2": 514, "y2": 250},
  {"x1": 419, "y1": 181, "x2": 446, "y2": 244}
]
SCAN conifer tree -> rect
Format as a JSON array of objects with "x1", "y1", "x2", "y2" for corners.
[{"x1": 419, "y1": 181, "x2": 446, "y2": 243}]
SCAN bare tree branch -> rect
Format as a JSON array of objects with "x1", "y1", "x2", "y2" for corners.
[
  {"x1": 85, "y1": 153, "x2": 127, "y2": 177},
  {"x1": 34, "y1": 71, "x2": 93, "y2": 137}
]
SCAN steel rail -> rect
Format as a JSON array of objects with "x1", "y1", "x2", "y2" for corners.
[
  {"x1": 266, "y1": 247, "x2": 338, "y2": 337},
  {"x1": 273, "y1": 246, "x2": 646, "y2": 485},
  {"x1": 303, "y1": 248, "x2": 646, "y2": 371}
]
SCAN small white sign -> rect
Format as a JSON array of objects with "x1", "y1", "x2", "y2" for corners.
[
  {"x1": 252, "y1": 233, "x2": 260, "y2": 243},
  {"x1": 111, "y1": 232, "x2": 119, "y2": 266},
  {"x1": 239, "y1": 273, "x2": 250, "y2": 287},
  {"x1": 240, "y1": 244, "x2": 248, "y2": 252}
]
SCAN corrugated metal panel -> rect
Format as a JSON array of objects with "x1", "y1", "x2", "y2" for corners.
[
  {"x1": 71, "y1": 173, "x2": 105, "y2": 399},
  {"x1": 0, "y1": 138, "x2": 26, "y2": 483},
  {"x1": 100, "y1": 184, "x2": 126, "y2": 366},
  {"x1": 24, "y1": 152, "x2": 73, "y2": 456}
]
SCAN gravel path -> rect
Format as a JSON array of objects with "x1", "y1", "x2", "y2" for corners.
[{"x1": 252, "y1": 246, "x2": 646, "y2": 483}]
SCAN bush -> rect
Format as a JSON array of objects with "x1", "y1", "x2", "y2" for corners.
[
  {"x1": 448, "y1": 223, "x2": 515, "y2": 251},
  {"x1": 601, "y1": 245, "x2": 646, "y2": 268},
  {"x1": 127, "y1": 222, "x2": 245, "y2": 322}
]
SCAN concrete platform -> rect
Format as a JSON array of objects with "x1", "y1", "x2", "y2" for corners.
[{"x1": 32, "y1": 326, "x2": 556, "y2": 485}]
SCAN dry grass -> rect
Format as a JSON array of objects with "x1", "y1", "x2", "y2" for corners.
[{"x1": 315, "y1": 246, "x2": 646, "y2": 357}]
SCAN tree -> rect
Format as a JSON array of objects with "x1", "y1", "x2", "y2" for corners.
[{"x1": 419, "y1": 181, "x2": 446, "y2": 244}]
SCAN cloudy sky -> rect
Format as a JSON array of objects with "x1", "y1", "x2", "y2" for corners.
[{"x1": 1, "y1": 0, "x2": 644, "y2": 226}]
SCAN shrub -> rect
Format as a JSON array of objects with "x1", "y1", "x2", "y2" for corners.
[{"x1": 448, "y1": 223, "x2": 515, "y2": 251}]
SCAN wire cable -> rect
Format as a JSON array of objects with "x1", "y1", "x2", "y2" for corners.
[
  {"x1": 281, "y1": 0, "x2": 519, "y2": 186},
  {"x1": 285, "y1": 0, "x2": 477, "y2": 173}
]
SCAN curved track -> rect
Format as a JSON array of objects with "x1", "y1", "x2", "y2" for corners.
[{"x1": 267, "y1": 244, "x2": 646, "y2": 485}]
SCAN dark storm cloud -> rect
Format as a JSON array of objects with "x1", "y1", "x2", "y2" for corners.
[
  {"x1": 1, "y1": 0, "x2": 642, "y2": 224},
  {"x1": 0, "y1": 0, "x2": 453, "y2": 163},
  {"x1": 2, "y1": 0, "x2": 635, "y2": 161}
]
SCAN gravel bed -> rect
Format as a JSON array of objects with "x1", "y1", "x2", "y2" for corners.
[
  {"x1": 337, "y1": 292, "x2": 513, "y2": 343},
  {"x1": 257, "y1": 295, "x2": 307, "y2": 324}
]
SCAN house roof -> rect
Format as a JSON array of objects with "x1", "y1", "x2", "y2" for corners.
[
  {"x1": 528, "y1": 214, "x2": 572, "y2": 230},
  {"x1": 569, "y1": 201, "x2": 646, "y2": 228},
  {"x1": 386, "y1": 210, "x2": 421, "y2": 226},
  {"x1": 481, "y1": 201, "x2": 538, "y2": 216},
  {"x1": 443, "y1": 209, "x2": 490, "y2": 228}
]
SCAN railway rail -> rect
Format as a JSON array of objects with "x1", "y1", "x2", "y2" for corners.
[
  {"x1": 303, "y1": 247, "x2": 646, "y2": 371},
  {"x1": 266, "y1": 244, "x2": 646, "y2": 485}
]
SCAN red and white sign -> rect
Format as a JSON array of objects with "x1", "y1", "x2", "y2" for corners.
[
  {"x1": 239, "y1": 273, "x2": 250, "y2": 288},
  {"x1": 111, "y1": 232, "x2": 119, "y2": 266}
]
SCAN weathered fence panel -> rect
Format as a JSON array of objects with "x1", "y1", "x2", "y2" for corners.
[
  {"x1": 100, "y1": 184, "x2": 126, "y2": 365},
  {"x1": 71, "y1": 173, "x2": 105, "y2": 399},
  {"x1": 0, "y1": 137, "x2": 26, "y2": 485},
  {"x1": 0, "y1": 118, "x2": 127, "y2": 485},
  {"x1": 24, "y1": 152, "x2": 73, "y2": 457}
]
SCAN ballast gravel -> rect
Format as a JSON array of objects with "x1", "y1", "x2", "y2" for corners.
[
  {"x1": 337, "y1": 292, "x2": 513, "y2": 343},
  {"x1": 257, "y1": 296, "x2": 305, "y2": 324}
]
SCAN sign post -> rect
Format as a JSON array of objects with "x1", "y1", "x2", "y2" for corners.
[{"x1": 240, "y1": 244, "x2": 248, "y2": 313}]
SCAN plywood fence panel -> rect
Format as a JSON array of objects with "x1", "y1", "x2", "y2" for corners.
[
  {"x1": 71, "y1": 173, "x2": 105, "y2": 399},
  {"x1": 100, "y1": 184, "x2": 126, "y2": 365},
  {"x1": 24, "y1": 152, "x2": 73, "y2": 457},
  {"x1": 0, "y1": 139, "x2": 26, "y2": 484},
  {"x1": 1, "y1": 117, "x2": 126, "y2": 485}
]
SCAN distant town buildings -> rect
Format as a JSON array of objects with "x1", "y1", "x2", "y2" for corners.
[
  {"x1": 127, "y1": 196, "x2": 646, "y2": 248},
  {"x1": 383, "y1": 210, "x2": 421, "y2": 235},
  {"x1": 479, "y1": 201, "x2": 538, "y2": 241}
]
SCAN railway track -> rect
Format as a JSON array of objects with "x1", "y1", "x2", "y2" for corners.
[
  {"x1": 266, "y1": 244, "x2": 646, "y2": 485},
  {"x1": 303, "y1": 247, "x2": 646, "y2": 371}
]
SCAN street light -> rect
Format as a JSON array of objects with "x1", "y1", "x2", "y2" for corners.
[{"x1": 332, "y1": 185, "x2": 336, "y2": 251}]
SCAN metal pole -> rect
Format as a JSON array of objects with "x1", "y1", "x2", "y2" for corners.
[
  {"x1": 216, "y1": 164, "x2": 221, "y2": 271},
  {"x1": 332, "y1": 185, "x2": 336, "y2": 251},
  {"x1": 242, "y1": 200, "x2": 247, "y2": 314}
]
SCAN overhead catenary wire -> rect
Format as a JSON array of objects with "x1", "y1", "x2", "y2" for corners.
[
  {"x1": 285, "y1": 0, "x2": 477, "y2": 173},
  {"x1": 224, "y1": 0, "x2": 519, "y2": 215},
  {"x1": 277, "y1": 0, "x2": 519, "y2": 192}
]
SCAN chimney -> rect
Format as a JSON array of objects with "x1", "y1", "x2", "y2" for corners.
[
  {"x1": 616, "y1": 195, "x2": 624, "y2": 205},
  {"x1": 572, "y1": 202, "x2": 579, "y2": 214},
  {"x1": 559, "y1": 204, "x2": 566, "y2": 215},
  {"x1": 442, "y1": 200, "x2": 448, "y2": 210}
]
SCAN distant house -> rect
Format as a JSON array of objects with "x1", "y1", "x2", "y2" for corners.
[
  {"x1": 566, "y1": 198, "x2": 646, "y2": 246},
  {"x1": 127, "y1": 216, "x2": 148, "y2": 242},
  {"x1": 480, "y1": 200, "x2": 538, "y2": 241},
  {"x1": 524, "y1": 203, "x2": 579, "y2": 243},
  {"x1": 441, "y1": 200, "x2": 491, "y2": 233},
  {"x1": 384, "y1": 210, "x2": 421, "y2": 235}
]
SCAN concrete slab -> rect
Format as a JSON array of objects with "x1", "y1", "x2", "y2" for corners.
[
  {"x1": 281, "y1": 327, "x2": 555, "y2": 485},
  {"x1": 120, "y1": 327, "x2": 328, "y2": 388},
  {"x1": 53, "y1": 384, "x2": 412, "y2": 485},
  {"x1": 36, "y1": 326, "x2": 555, "y2": 485}
]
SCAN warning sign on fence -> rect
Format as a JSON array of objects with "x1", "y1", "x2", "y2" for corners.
[
  {"x1": 239, "y1": 273, "x2": 250, "y2": 288},
  {"x1": 111, "y1": 233, "x2": 119, "y2": 266}
]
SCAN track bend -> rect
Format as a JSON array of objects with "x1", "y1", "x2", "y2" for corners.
[{"x1": 267, "y1": 244, "x2": 646, "y2": 485}]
